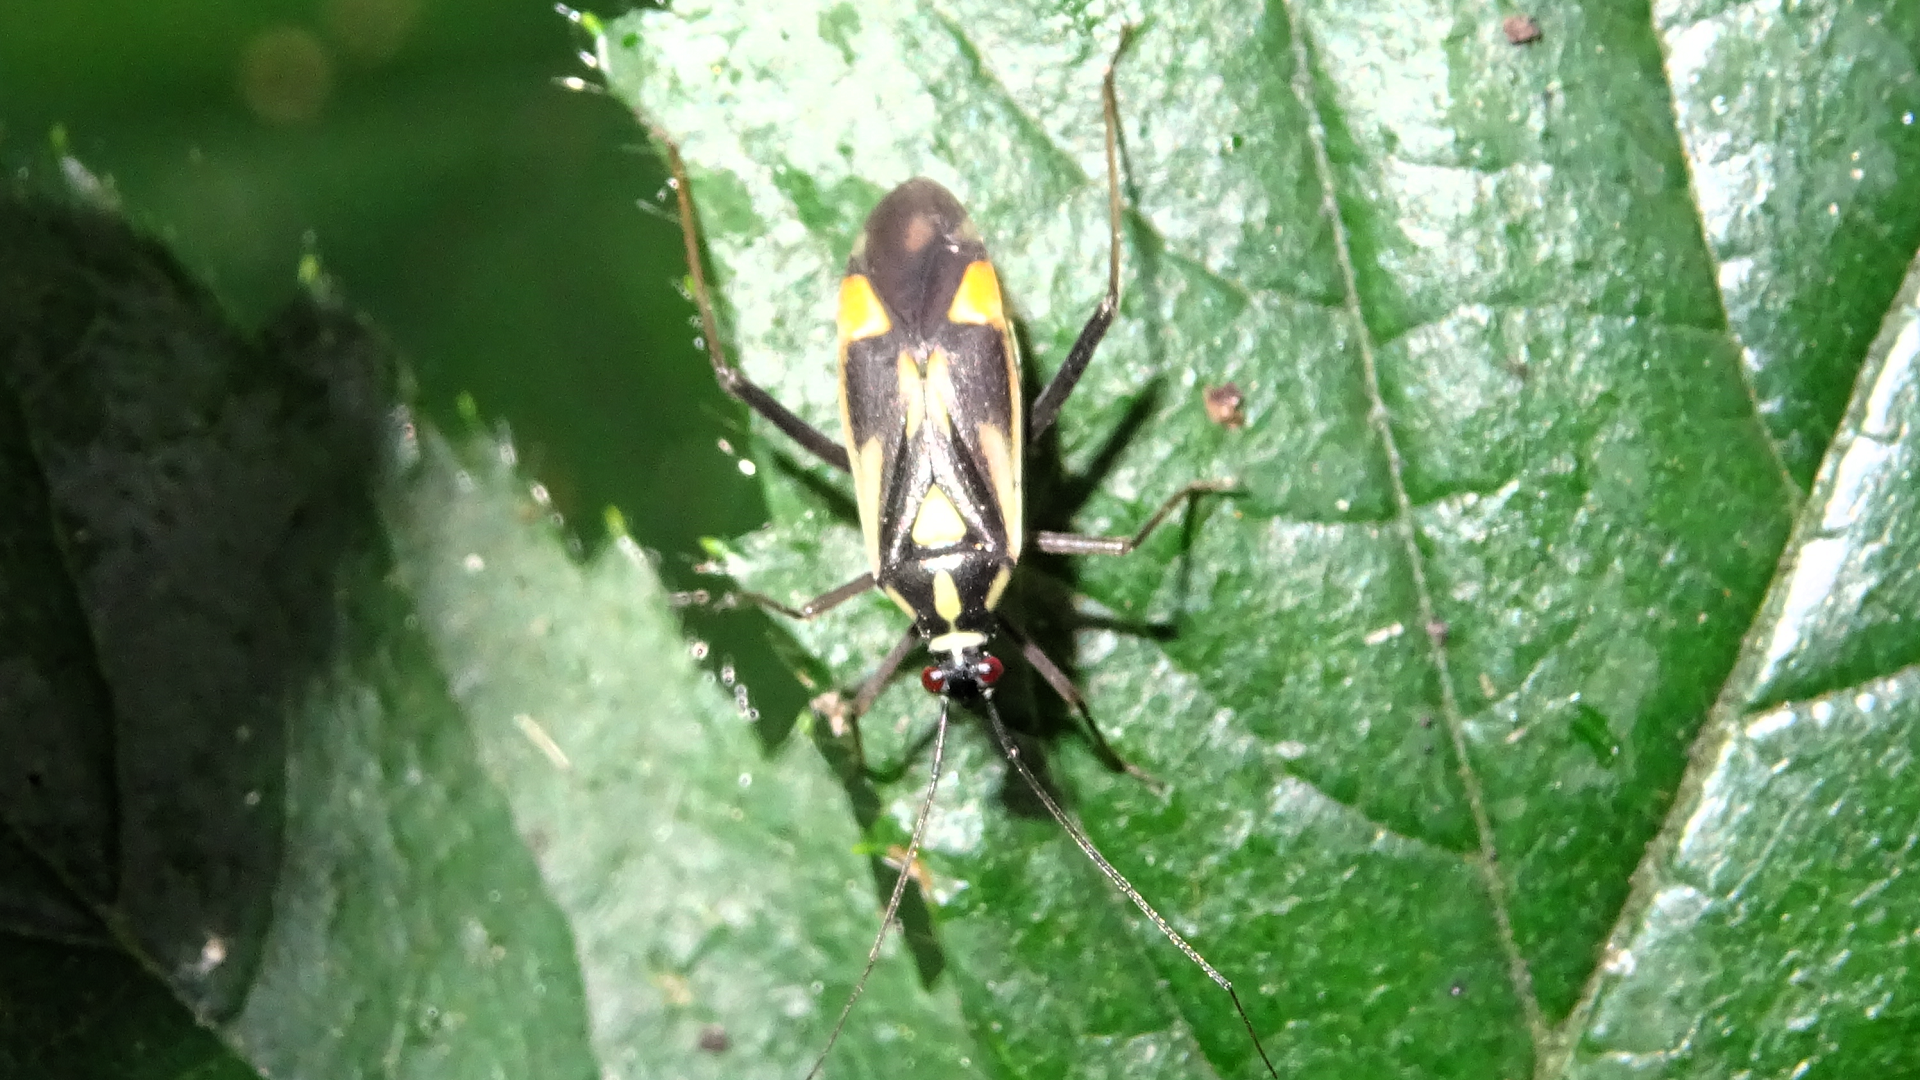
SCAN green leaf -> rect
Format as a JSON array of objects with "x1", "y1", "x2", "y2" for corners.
[
  {"x1": 4, "y1": 0, "x2": 1918, "y2": 1077},
  {"x1": 605, "y1": 0, "x2": 1920, "y2": 1076},
  {"x1": 2, "y1": 192, "x2": 964, "y2": 1077},
  {"x1": 1562, "y1": 253, "x2": 1920, "y2": 1076}
]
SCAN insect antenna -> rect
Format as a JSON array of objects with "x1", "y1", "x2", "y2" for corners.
[
  {"x1": 977, "y1": 693, "x2": 1281, "y2": 1079},
  {"x1": 804, "y1": 697, "x2": 953, "y2": 1080}
]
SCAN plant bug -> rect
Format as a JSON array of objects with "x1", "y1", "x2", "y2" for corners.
[{"x1": 652, "y1": 30, "x2": 1279, "y2": 1080}]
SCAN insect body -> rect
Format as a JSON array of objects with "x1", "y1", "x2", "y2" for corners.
[
  {"x1": 653, "y1": 30, "x2": 1277, "y2": 1080},
  {"x1": 840, "y1": 180, "x2": 1019, "y2": 669}
]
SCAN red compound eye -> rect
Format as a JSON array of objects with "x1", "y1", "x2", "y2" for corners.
[
  {"x1": 976, "y1": 655, "x2": 1004, "y2": 686},
  {"x1": 920, "y1": 666, "x2": 945, "y2": 694}
]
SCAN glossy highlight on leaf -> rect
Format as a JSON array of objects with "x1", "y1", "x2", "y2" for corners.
[{"x1": 605, "y1": 0, "x2": 1920, "y2": 1076}]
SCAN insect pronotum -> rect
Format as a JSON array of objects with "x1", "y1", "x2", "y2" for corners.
[{"x1": 652, "y1": 29, "x2": 1279, "y2": 1080}]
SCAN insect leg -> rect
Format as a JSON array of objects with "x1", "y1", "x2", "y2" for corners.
[
  {"x1": 729, "y1": 573, "x2": 904, "y2": 772},
  {"x1": 732, "y1": 572, "x2": 874, "y2": 620},
  {"x1": 996, "y1": 615, "x2": 1161, "y2": 790},
  {"x1": 1028, "y1": 28, "x2": 1132, "y2": 443},
  {"x1": 652, "y1": 129, "x2": 852, "y2": 473},
  {"x1": 723, "y1": 576, "x2": 918, "y2": 776},
  {"x1": 851, "y1": 625, "x2": 920, "y2": 718},
  {"x1": 1034, "y1": 478, "x2": 1236, "y2": 557},
  {"x1": 801, "y1": 621, "x2": 917, "y2": 780}
]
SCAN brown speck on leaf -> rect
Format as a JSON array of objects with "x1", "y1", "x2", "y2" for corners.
[
  {"x1": 653, "y1": 972, "x2": 695, "y2": 1006},
  {"x1": 1425, "y1": 619, "x2": 1450, "y2": 646},
  {"x1": 698, "y1": 1023, "x2": 730, "y2": 1053},
  {"x1": 1504, "y1": 14, "x2": 1542, "y2": 45},
  {"x1": 1203, "y1": 383, "x2": 1246, "y2": 428},
  {"x1": 884, "y1": 844, "x2": 936, "y2": 898},
  {"x1": 811, "y1": 690, "x2": 852, "y2": 738}
]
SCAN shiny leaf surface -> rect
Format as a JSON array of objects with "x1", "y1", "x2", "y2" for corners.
[
  {"x1": 605, "y1": 0, "x2": 1920, "y2": 1075},
  {"x1": 4, "y1": 0, "x2": 1919, "y2": 1077}
]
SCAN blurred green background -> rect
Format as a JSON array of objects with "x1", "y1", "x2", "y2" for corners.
[{"x1": 0, "y1": 0, "x2": 807, "y2": 717}]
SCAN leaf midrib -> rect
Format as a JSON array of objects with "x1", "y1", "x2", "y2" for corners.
[{"x1": 1273, "y1": 0, "x2": 1554, "y2": 1059}]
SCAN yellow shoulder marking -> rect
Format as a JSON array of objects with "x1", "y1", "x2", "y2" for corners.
[
  {"x1": 838, "y1": 274, "x2": 892, "y2": 342},
  {"x1": 911, "y1": 485, "x2": 967, "y2": 548},
  {"x1": 946, "y1": 260, "x2": 1006, "y2": 328}
]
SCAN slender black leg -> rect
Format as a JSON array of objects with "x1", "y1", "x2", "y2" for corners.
[
  {"x1": 729, "y1": 572, "x2": 874, "y2": 620},
  {"x1": 1035, "y1": 479, "x2": 1235, "y2": 557},
  {"x1": 810, "y1": 624, "x2": 919, "y2": 780},
  {"x1": 653, "y1": 130, "x2": 852, "y2": 473},
  {"x1": 1028, "y1": 29, "x2": 1131, "y2": 443},
  {"x1": 852, "y1": 626, "x2": 921, "y2": 718},
  {"x1": 998, "y1": 615, "x2": 1162, "y2": 790},
  {"x1": 713, "y1": 572, "x2": 905, "y2": 769}
]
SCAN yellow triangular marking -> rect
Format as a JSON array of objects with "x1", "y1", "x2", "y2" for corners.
[
  {"x1": 946, "y1": 260, "x2": 1005, "y2": 328},
  {"x1": 911, "y1": 485, "x2": 967, "y2": 548},
  {"x1": 838, "y1": 274, "x2": 891, "y2": 342}
]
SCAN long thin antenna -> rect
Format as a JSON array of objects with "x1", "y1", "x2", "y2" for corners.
[
  {"x1": 979, "y1": 695, "x2": 1281, "y2": 1079},
  {"x1": 805, "y1": 699, "x2": 952, "y2": 1080}
]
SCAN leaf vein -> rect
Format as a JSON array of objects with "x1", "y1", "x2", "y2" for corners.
[
  {"x1": 1648, "y1": 8, "x2": 1804, "y2": 503},
  {"x1": 1279, "y1": 0, "x2": 1551, "y2": 1056}
]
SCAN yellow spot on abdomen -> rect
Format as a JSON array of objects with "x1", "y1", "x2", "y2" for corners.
[
  {"x1": 911, "y1": 486, "x2": 967, "y2": 548},
  {"x1": 838, "y1": 274, "x2": 891, "y2": 342},
  {"x1": 946, "y1": 260, "x2": 1006, "y2": 328},
  {"x1": 932, "y1": 571, "x2": 963, "y2": 625}
]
